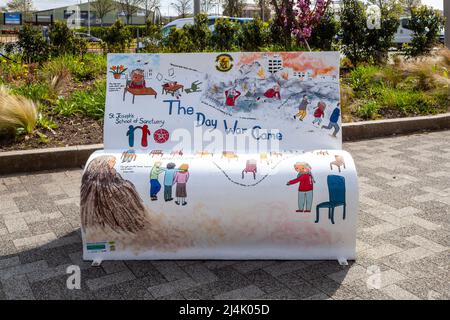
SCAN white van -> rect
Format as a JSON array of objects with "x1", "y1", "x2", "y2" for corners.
[
  {"x1": 393, "y1": 17, "x2": 445, "y2": 47},
  {"x1": 161, "y1": 15, "x2": 253, "y2": 38}
]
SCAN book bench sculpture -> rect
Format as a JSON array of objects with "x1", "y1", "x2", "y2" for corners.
[{"x1": 81, "y1": 52, "x2": 359, "y2": 264}]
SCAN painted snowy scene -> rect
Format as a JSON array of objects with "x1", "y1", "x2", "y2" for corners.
[{"x1": 200, "y1": 52, "x2": 341, "y2": 148}]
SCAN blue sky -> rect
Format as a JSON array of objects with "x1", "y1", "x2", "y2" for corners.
[{"x1": 0, "y1": 0, "x2": 444, "y2": 13}]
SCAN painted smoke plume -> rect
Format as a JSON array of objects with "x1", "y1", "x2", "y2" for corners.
[{"x1": 81, "y1": 155, "x2": 149, "y2": 233}]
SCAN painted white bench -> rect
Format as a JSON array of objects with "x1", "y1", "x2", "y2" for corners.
[{"x1": 81, "y1": 52, "x2": 358, "y2": 263}]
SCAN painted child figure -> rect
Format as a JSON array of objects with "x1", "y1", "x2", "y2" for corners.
[
  {"x1": 321, "y1": 103, "x2": 341, "y2": 137},
  {"x1": 173, "y1": 163, "x2": 190, "y2": 206},
  {"x1": 294, "y1": 95, "x2": 309, "y2": 121},
  {"x1": 263, "y1": 84, "x2": 281, "y2": 101},
  {"x1": 312, "y1": 101, "x2": 326, "y2": 126},
  {"x1": 149, "y1": 161, "x2": 165, "y2": 201},
  {"x1": 163, "y1": 162, "x2": 178, "y2": 202},
  {"x1": 129, "y1": 69, "x2": 146, "y2": 89},
  {"x1": 225, "y1": 88, "x2": 241, "y2": 110},
  {"x1": 286, "y1": 162, "x2": 315, "y2": 213}
]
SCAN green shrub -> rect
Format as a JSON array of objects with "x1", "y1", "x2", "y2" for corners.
[
  {"x1": 377, "y1": 88, "x2": 438, "y2": 115},
  {"x1": 211, "y1": 18, "x2": 239, "y2": 51},
  {"x1": 309, "y1": 7, "x2": 340, "y2": 51},
  {"x1": 17, "y1": 24, "x2": 49, "y2": 64},
  {"x1": 55, "y1": 80, "x2": 106, "y2": 119},
  {"x1": 10, "y1": 83, "x2": 54, "y2": 105},
  {"x1": 0, "y1": 59, "x2": 30, "y2": 82},
  {"x1": 41, "y1": 54, "x2": 107, "y2": 83},
  {"x1": 348, "y1": 65, "x2": 382, "y2": 93},
  {"x1": 164, "y1": 28, "x2": 196, "y2": 53},
  {"x1": 142, "y1": 23, "x2": 163, "y2": 52},
  {"x1": 36, "y1": 113, "x2": 58, "y2": 131},
  {"x1": 102, "y1": 20, "x2": 132, "y2": 53},
  {"x1": 184, "y1": 14, "x2": 212, "y2": 52},
  {"x1": 404, "y1": 6, "x2": 445, "y2": 58},
  {"x1": 357, "y1": 100, "x2": 380, "y2": 120},
  {"x1": 77, "y1": 25, "x2": 147, "y2": 40},
  {"x1": 49, "y1": 20, "x2": 88, "y2": 56},
  {"x1": 341, "y1": 0, "x2": 401, "y2": 66},
  {"x1": 238, "y1": 18, "x2": 270, "y2": 51}
]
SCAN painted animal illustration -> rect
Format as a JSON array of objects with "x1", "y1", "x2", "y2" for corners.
[
  {"x1": 259, "y1": 152, "x2": 270, "y2": 164},
  {"x1": 196, "y1": 150, "x2": 214, "y2": 157},
  {"x1": 330, "y1": 155, "x2": 346, "y2": 172},
  {"x1": 270, "y1": 151, "x2": 283, "y2": 158},
  {"x1": 170, "y1": 149, "x2": 183, "y2": 157},
  {"x1": 222, "y1": 151, "x2": 239, "y2": 161},
  {"x1": 150, "y1": 150, "x2": 164, "y2": 157},
  {"x1": 121, "y1": 149, "x2": 137, "y2": 163}
]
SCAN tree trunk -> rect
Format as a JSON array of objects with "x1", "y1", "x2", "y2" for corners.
[{"x1": 445, "y1": 0, "x2": 450, "y2": 49}]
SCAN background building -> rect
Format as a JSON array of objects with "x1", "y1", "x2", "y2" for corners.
[{"x1": 33, "y1": 0, "x2": 149, "y2": 26}]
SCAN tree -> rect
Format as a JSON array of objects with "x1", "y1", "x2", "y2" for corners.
[
  {"x1": 340, "y1": 0, "x2": 370, "y2": 65},
  {"x1": 6, "y1": 0, "x2": 34, "y2": 21},
  {"x1": 91, "y1": 0, "x2": 116, "y2": 26},
  {"x1": 222, "y1": 0, "x2": 245, "y2": 17},
  {"x1": 201, "y1": 0, "x2": 217, "y2": 14},
  {"x1": 366, "y1": 0, "x2": 402, "y2": 64},
  {"x1": 103, "y1": 19, "x2": 133, "y2": 52},
  {"x1": 49, "y1": 20, "x2": 87, "y2": 56},
  {"x1": 340, "y1": 0, "x2": 401, "y2": 66},
  {"x1": 445, "y1": 0, "x2": 450, "y2": 49},
  {"x1": 117, "y1": 0, "x2": 144, "y2": 24},
  {"x1": 404, "y1": 5, "x2": 445, "y2": 57},
  {"x1": 401, "y1": 0, "x2": 421, "y2": 14},
  {"x1": 172, "y1": 0, "x2": 192, "y2": 18},
  {"x1": 291, "y1": 0, "x2": 331, "y2": 47},
  {"x1": 309, "y1": 5, "x2": 339, "y2": 50},
  {"x1": 270, "y1": 0, "x2": 296, "y2": 48},
  {"x1": 270, "y1": 0, "x2": 331, "y2": 49},
  {"x1": 256, "y1": 0, "x2": 271, "y2": 21},
  {"x1": 142, "y1": 0, "x2": 160, "y2": 22},
  {"x1": 17, "y1": 24, "x2": 49, "y2": 63}
]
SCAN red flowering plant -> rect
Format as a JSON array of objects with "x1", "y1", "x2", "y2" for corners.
[
  {"x1": 109, "y1": 65, "x2": 128, "y2": 79},
  {"x1": 271, "y1": 0, "x2": 331, "y2": 49},
  {"x1": 292, "y1": 0, "x2": 331, "y2": 48}
]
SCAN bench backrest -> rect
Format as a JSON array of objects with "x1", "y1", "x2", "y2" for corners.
[{"x1": 104, "y1": 52, "x2": 341, "y2": 153}]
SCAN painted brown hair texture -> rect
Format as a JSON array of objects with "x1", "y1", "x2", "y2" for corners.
[{"x1": 81, "y1": 155, "x2": 149, "y2": 233}]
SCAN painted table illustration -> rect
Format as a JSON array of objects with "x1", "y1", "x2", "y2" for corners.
[
  {"x1": 81, "y1": 52, "x2": 359, "y2": 263},
  {"x1": 123, "y1": 87, "x2": 157, "y2": 103},
  {"x1": 162, "y1": 82, "x2": 184, "y2": 96}
]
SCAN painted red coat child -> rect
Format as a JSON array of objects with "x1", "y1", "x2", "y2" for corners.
[
  {"x1": 263, "y1": 85, "x2": 281, "y2": 100},
  {"x1": 225, "y1": 89, "x2": 241, "y2": 107}
]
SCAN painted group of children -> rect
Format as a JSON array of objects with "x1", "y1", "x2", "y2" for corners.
[
  {"x1": 294, "y1": 95, "x2": 341, "y2": 137},
  {"x1": 149, "y1": 162, "x2": 190, "y2": 206}
]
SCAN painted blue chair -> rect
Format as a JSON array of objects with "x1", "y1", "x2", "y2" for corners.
[{"x1": 315, "y1": 175, "x2": 346, "y2": 224}]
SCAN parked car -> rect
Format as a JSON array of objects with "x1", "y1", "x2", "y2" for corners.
[
  {"x1": 74, "y1": 32, "x2": 102, "y2": 43},
  {"x1": 161, "y1": 16, "x2": 253, "y2": 38}
]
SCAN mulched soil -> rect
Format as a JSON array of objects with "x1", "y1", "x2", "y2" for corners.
[{"x1": 0, "y1": 115, "x2": 103, "y2": 152}]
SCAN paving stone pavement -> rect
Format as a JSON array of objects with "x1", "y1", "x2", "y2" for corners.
[{"x1": 0, "y1": 131, "x2": 449, "y2": 300}]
